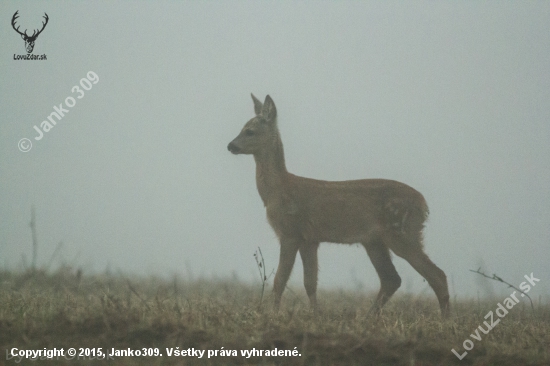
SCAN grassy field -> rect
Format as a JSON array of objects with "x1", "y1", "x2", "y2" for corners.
[{"x1": 0, "y1": 267, "x2": 548, "y2": 365}]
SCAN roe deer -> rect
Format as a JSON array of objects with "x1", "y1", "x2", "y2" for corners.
[{"x1": 227, "y1": 94, "x2": 450, "y2": 317}]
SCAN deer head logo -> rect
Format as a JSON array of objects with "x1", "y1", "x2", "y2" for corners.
[{"x1": 12, "y1": 11, "x2": 49, "y2": 54}]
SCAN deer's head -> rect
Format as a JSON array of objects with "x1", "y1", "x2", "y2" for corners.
[
  {"x1": 12, "y1": 11, "x2": 49, "y2": 54},
  {"x1": 228, "y1": 94, "x2": 278, "y2": 155}
]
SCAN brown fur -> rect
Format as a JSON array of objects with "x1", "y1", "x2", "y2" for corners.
[{"x1": 228, "y1": 94, "x2": 449, "y2": 317}]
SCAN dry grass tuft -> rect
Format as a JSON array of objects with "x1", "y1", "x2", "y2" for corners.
[{"x1": 1, "y1": 267, "x2": 548, "y2": 365}]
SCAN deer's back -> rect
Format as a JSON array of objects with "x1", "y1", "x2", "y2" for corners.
[{"x1": 265, "y1": 174, "x2": 428, "y2": 244}]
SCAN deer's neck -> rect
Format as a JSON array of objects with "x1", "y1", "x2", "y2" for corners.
[{"x1": 254, "y1": 132, "x2": 288, "y2": 206}]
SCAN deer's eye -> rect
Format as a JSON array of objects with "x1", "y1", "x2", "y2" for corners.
[{"x1": 245, "y1": 129, "x2": 255, "y2": 136}]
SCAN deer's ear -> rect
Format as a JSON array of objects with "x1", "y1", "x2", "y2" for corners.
[
  {"x1": 251, "y1": 94, "x2": 263, "y2": 116},
  {"x1": 21, "y1": 34, "x2": 25, "y2": 40},
  {"x1": 262, "y1": 95, "x2": 277, "y2": 122}
]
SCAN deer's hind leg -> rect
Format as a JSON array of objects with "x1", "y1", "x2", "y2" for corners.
[
  {"x1": 363, "y1": 239, "x2": 401, "y2": 315},
  {"x1": 387, "y1": 236, "x2": 450, "y2": 318}
]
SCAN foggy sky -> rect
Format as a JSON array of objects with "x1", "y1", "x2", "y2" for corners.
[{"x1": 1, "y1": 1, "x2": 549, "y2": 301}]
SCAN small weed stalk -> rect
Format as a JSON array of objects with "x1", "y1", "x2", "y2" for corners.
[
  {"x1": 30, "y1": 205, "x2": 38, "y2": 272},
  {"x1": 470, "y1": 268, "x2": 535, "y2": 315},
  {"x1": 254, "y1": 247, "x2": 268, "y2": 307}
]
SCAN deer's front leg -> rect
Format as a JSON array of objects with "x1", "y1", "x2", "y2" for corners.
[
  {"x1": 273, "y1": 237, "x2": 299, "y2": 310},
  {"x1": 299, "y1": 242, "x2": 319, "y2": 311}
]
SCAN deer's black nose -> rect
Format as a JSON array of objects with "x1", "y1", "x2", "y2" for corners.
[{"x1": 227, "y1": 142, "x2": 240, "y2": 154}]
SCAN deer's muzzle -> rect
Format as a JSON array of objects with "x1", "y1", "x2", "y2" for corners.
[{"x1": 227, "y1": 142, "x2": 241, "y2": 154}]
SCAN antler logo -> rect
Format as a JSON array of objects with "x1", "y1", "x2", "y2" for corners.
[{"x1": 12, "y1": 11, "x2": 49, "y2": 54}]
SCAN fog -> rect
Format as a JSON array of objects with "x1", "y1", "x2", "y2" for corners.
[{"x1": 1, "y1": 1, "x2": 549, "y2": 301}]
